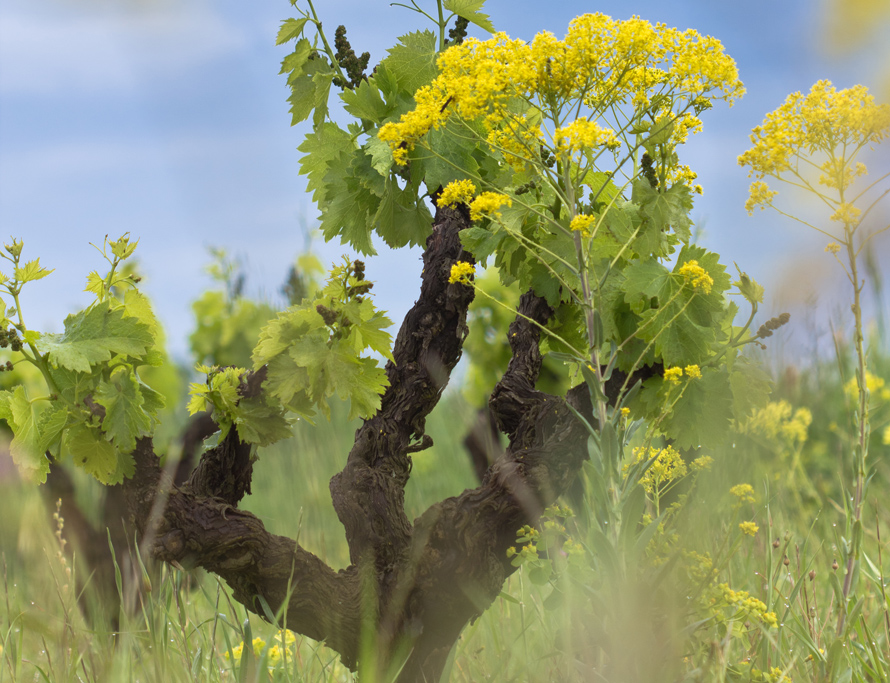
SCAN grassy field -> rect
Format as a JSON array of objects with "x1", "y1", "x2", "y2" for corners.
[{"x1": 3, "y1": 348, "x2": 890, "y2": 682}]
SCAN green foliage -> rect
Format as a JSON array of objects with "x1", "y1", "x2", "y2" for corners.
[
  {"x1": 252, "y1": 258, "x2": 393, "y2": 421},
  {"x1": 0, "y1": 235, "x2": 169, "y2": 483},
  {"x1": 189, "y1": 249, "x2": 279, "y2": 368}
]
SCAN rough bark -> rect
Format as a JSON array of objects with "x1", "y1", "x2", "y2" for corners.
[{"x1": 119, "y1": 204, "x2": 634, "y2": 681}]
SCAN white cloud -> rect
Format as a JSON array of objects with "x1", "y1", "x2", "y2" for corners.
[{"x1": 0, "y1": 2, "x2": 247, "y2": 94}]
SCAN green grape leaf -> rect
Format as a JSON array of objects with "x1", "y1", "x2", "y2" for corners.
[
  {"x1": 733, "y1": 263, "x2": 765, "y2": 305},
  {"x1": 281, "y1": 37, "x2": 312, "y2": 77},
  {"x1": 634, "y1": 180, "x2": 694, "y2": 244},
  {"x1": 65, "y1": 423, "x2": 119, "y2": 484},
  {"x1": 444, "y1": 0, "x2": 495, "y2": 32},
  {"x1": 675, "y1": 244, "x2": 732, "y2": 299},
  {"x1": 366, "y1": 135, "x2": 395, "y2": 176},
  {"x1": 85, "y1": 271, "x2": 105, "y2": 296},
  {"x1": 264, "y1": 353, "x2": 314, "y2": 414},
  {"x1": 346, "y1": 299, "x2": 394, "y2": 361},
  {"x1": 341, "y1": 79, "x2": 395, "y2": 124},
  {"x1": 139, "y1": 381, "x2": 166, "y2": 416},
  {"x1": 382, "y1": 30, "x2": 439, "y2": 95},
  {"x1": 583, "y1": 171, "x2": 621, "y2": 206},
  {"x1": 287, "y1": 70, "x2": 317, "y2": 125},
  {"x1": 344, "y1": 359, "x2": 390, "y2": 421},
  {"x1": 94, "y1": 369, "x2": 153, "y2": 453},
  {"x1": 234, "y1": 397, "x2": 293, "y2": 446},
  {"x1": 298, "y1": 123, "x2": 355, "y2": 205},
  {"x1": 424, "y1": 122, "x2": 482, "y2": 191},
  {"x1": 49, "y1": 367, "x2": 95, "y2": 405},
  {"x1": 319, "y1": 149, "x2": 380, "y2": 255},
  {"x1": 123, "y1": 289, "x2": 161, "y2": 342},
  {"x1": 4, "y1": 387, "x2": 66, "y2": 482},
  {"x1": 276, "y1": 17, "x2": 308, "y2": 45},
  {"x1": 290, "y1": 335, "x2": 389, "y2": 420},
  {"x1": 459, "y1": 226, "x2": 506, "y2": 266},
  {"x1": 638, "y1": 304, "x2": 713, "y2": 367},
  {"x1": 0, "y1": 390, "x2": 12, "y2": 422},
  {"x1": 14, "y1": 258, "x2": 54, "y2": 283},
  {"x1": 662, "y1": 369, "x2": 734, "y2": 449},
  {"x1": 36, "y1": 301, "x2": 153, "y2": 373},
  {"x1": 622, "y1": 260, "x2": 671, "y2": 313},
  {"x1": 373, "y1": 179, "x2": 433, "y2": 249},
  {"x1": 312, "y1": 69, "x2": 334, "y2": 128}
]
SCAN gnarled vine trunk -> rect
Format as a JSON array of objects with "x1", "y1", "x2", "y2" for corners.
[{"x1": 122, "y1": 204, "x2": 614, "y2": 682}]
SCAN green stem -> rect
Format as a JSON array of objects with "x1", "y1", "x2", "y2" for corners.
[
  {"x1": 304, "y1": 0, "x2": 350, "y2": 87},
  {"x1": 11, "y1": 289, "x2": 62, "y2": 400},
  {"x1": 837, "y1": 217, "x2": 869, "y2": 636}
]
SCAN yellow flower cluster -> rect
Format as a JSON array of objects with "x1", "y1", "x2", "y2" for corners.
[
  {"x1": 570, "y1": 213, "x2": 597, "y2": 238},
  {"x1": 628, "y1": 444, "x2": 687, "y2": 493},
  {"x1": 664, "y1": 365, "x2": 702, "y2": 383},
  {"x1": 739, "y1": 521, "x2": 759, "y2": 536},
  {"x1": 717, "y1": 583, "x2": 778, "y2": 627},
  {"x1": 223, "y1": 630, "x2": 298, "y2": 666},
  {"x1": 379, "y1": 14, "x2": 743, "y2": 166},
  {"x1": 744, "y1": 180, "x2": 778, "y2": 215},
  {"x1": 843, "y1": 370, "x2": 890, "y2": 402},
  {"x1": 825, "y1": 242, "x2": 841, "y2": 254},
  {"x1": 738, "y1": 80, "x2": 890, "y2": 210},
  {"x1": 664, "y1": 366, "x2": 684, "y2": 383},
  {"x1": 677, "y1": 260, "x2": 714, "y2": 294},
  {"x1": 439, "y1": 179, "x2": 477, "y2": 207},
  {"x1": 818, "y1": 159, "x2": 868, "y2": 191},
  {"x1": 448, "y1": 261, "x2": 476, "y2": 285},
  {"x1": 469, "y1": 192, "x2": 512, "y2": 221},
  {"x1": 830, "y1": 202, "x2": 862, "y2": 225},
  {"x1": 739, "y1": 400, "x2": 812, "y2": 447},
  {"x1": 730, "y1": 483, "x2": 756, "y2": 504},
  {"x1": 485, "y1": 114, "x2": 543, "y2": 170},
  {"x1": 554, "y1": 119, "x2": 618, "y2": 153},
  {"x1": 691, "y1": 455, "x2": 713, "y2": 471}
]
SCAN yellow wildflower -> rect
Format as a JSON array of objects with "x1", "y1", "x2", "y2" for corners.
[
  {"x1": 730, "y1": 483, "x2": 756, "y2": 504},
  {"x1": 448, "y1": 261, "x2": 475, "y2": 285},
  {"x1": 570, "y1": 214, "x2": 597, "y2": 238},
  {"x1": 627, "y1": 445, "x2": 687, "y2": 494},
  {"x1": 691, "y1": 455, "x2": 713, "y2": 471},
  {"x1": 818, "y1": 159, "x2": 868, "y2": 191},
  {"x1": 739, "y1": 521, "x2": 759, "y2": 536},
  {"x1": 380, "y1": 15, "x2": 743, "y2": 174},
  {"x1": 664, "y1": 366, "x2": 684, "y2": 383},
  {"x1": 883, "y1": 424, "x2": 890, "y2": 446},
  {"x1": 744, "y1": 180, "x2": 778, "y2": 214},
  {"x1": 439, "y1": 179, "x2": 477, "y2": 208},
  {"x1": 620, "y1": 407, "x2": 630, "y2": 417},
  {"x1": 677, "y1": 260, "x2": 714, "y2": 294},
  {"x1": 718, "y1": 583, "x2": 777, "y2": 627},
  {"x1": 684, "y1": 364, "x2": 702, "y2": 379},
  {"x1": 739, "y1": 80, "x2": 890, "y2": 207},
  {"x1": 554, "y1": 119, "x2": 619, "y2": 152},
  {"x1": 844, "y1": 371, "x2": 887, "y2": 402},
  {"x1": 740, "y1": 81, "x2": 890, "y2": 177},
  {"x1": 830, "y1": 202, "x2": 862, "y2": 225},
  {"x1": 469, "y1": 192, "x2": 512, "y2": 221},
  {"x1": 225, "y1": 643, "x2": 244, "y2": 663},
  {"x1": 825, "y1": 242, "x2": 841, "y2": 254},
  {"x1": 738, "y1": 400, "x2": 811, "y2": 447}
]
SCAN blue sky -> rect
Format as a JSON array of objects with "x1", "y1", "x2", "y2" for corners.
[{"x1": 1, "y1": 0, "x2": 888, "y2": 361}]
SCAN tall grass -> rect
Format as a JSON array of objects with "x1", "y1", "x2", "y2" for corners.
[{"x1": 4, "y1": 355, "x2": 890, "y2": 682}]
